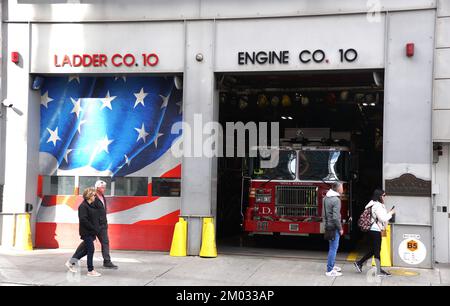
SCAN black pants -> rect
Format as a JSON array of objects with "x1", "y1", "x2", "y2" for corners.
[
  {"x1": 357, "y1": 230, "x2": 382, "y2": 265},
  {"x1": 80, "y1": 235, "x2": 95, "y2": 272},
  {"x1": 72, "y1": 228, "x2": 111, "y2": 263}
]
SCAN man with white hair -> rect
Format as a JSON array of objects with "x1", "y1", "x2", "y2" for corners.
[
  {"x1": 67, "y1": 180, "x2": 118, "y2": 270},
  {"x1": 92, "y1": 180, "x2": 118, "y2": 269}
]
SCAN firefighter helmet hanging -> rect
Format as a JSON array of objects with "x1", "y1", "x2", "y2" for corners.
[
  {"x1": 281, "y1": 94, "x2": 292, "y2": 107},
  {"x1": 239, "y1": 96, "x2": 249, "y2": 110},
  {"x1": 257, "y1": 94, "x2": 269, "y2": 108},
  {"x1": 271, "y1": 95, "x2": 280, "y2": 107}
]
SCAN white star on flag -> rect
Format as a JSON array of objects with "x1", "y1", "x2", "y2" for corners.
[
  {"x1": 46, "y1": 127, "x2": 61, "y2": 146},
  {"x1": 70, "y1": 98, "x2": 83, "y2": 118},
  {"x1": 64, "y1": 149, "x2": 73, "y2": 163},
  {"x1": 134, "y1": 123, "x2": 150, "y2": 143},
  {"x1": 124, "y1": 154, "x2": 131, "y2": 166},
  {"x1": 133, "y1": 88, "x2": 148, "y2": 108},
  {"x1": 41, "y1": 91, "x2": 54, "y2": 108},
  {"x1": 68, "y1": 76, "x2": 80, "y2": 84},
  {"x1": 154, "y1": 133, "x2": 164, "y2": 148},
  {"x1": 98, "y1": 136, "x2": 114, "y2": 154},
  {"x1": 100, "y1": 91, "x2": 117, "y2": 110},
  {"x1": 77, "y1": 120, "x2": 87, "y2": 134},
  {"x1": 159, "y1": 95, "x2": 169, "y2": 109}
]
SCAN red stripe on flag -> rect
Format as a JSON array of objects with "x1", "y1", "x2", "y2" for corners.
[
  {"x1": 35, "y1": 210, "x2": 180, "y2": 251},
  {"x1": 37, "y1": 175, "x2": 43, "y2": 199}
]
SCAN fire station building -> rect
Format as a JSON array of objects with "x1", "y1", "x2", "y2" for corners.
[{"x1": 0, "y1": 0, "x2": 450, "y2": 269}]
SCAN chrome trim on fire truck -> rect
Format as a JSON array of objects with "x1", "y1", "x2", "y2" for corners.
[
  {"x1": 275, "y1": 185, "x2": 319, "y2": 217},
  {"x1": 275, "y1": 205, "x2": 319, "y2": 217}
]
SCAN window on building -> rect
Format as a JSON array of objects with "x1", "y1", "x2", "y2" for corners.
[
  {"x1": 152, "y1": 178, "x2": 181, "y2": 197},
  {"x1": 114, "y1": 177, "x2": 148, "y2": 196},
  {"x1": 42, "y1": 176, "x2": 75, "y2": 195},
  {"x1": 79, "y1": 176, "x2": 111, "y2": 195}
]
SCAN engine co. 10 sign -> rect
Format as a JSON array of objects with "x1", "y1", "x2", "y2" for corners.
[
  {"x1": 237, "y1": 49, "x2": 358, "y2": 65},
  {"x1": 54, "y1": 53, "x2": 159, "y2": 68}
]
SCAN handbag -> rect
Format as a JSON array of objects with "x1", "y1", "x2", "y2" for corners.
[
  {"x1": 323, "y1": 202, "x2": 336, "y2": 241},
  {"x1": 324, "y1": 226, "x2": 336, "y2": 241}
]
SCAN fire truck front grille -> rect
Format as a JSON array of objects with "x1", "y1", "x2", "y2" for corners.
[
  {"x1": 275, "y1": 206, "x2": 318, "y2": 217},
  {"x1": 275, "y1": 186, "x2": 319, "y2": 217}
]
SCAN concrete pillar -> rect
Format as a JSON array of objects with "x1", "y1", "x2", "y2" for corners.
[
  {"x1": 384, "y1": 10, "x2": 435, "y2": 268},
  {"x1": 0, "y1": 22, "x2": 40, "y2": 247},
  {"x1": 181, "y1": 20, "x2": 218, "y2": 255}
]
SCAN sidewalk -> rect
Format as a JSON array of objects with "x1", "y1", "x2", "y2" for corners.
[{"x1": 0, "y1": 248, "x2": 449, "y2": 286}]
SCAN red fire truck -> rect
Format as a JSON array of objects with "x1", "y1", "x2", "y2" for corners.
[{"x1": 242, "y1": 128, "x2": 356, "y2": 239}]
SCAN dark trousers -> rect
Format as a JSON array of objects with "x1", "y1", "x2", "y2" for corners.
[
  {"x1": 77, "y1": 235, "x2": 95, "y2": 272},
  {"x1": 357, "y1": 230, "x2": 382, "y2": 265},
  {"x1": 72, "y1": 228, "x2": 111, "y2": 263}
]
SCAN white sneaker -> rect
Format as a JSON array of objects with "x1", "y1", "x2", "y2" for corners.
[
  {"x1": 325, "y1": 270, "x2": 343, "y2": 277},
  {"x1": 333, "y1": 266, "x2": 342, "y2": 272},
  {"x1": 87, "y1": 270, "x2": 102, "y2": 277},
  {"x1": 65, "y1": 260, "x2": 77, "y2": 273}
]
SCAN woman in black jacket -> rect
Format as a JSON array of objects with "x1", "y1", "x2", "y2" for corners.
[{"x1": 65, "y1": 187, "x2": 102, "y2": 277}]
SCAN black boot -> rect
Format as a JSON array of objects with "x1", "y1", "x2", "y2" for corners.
[
  {"x1": 103, "y1": 261, "x2": 118, "y2": 269},
  {"x1": 380, "y1": 269, "x2": 391, "y2": 276},
  {"x1": 353, "y1": 261, "x2": 363, "y2": 273}
]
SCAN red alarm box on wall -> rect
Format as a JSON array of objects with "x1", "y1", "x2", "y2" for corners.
[{"x1": 11, "y1": 51, "x2": 19, "y2": 64}]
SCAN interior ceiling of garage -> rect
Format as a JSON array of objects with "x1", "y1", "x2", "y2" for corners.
[{"x1": 218, "y1": 70, "x2": 384, "y2": 92}]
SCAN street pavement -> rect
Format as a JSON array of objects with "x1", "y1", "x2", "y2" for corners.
[{"x1": 0, "y1": 247, "x2": 449, "y2": 286}]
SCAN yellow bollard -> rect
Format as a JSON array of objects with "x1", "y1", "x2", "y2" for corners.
[
  {"x1": 170, "y1": 217, "x2": 187, "y2": 257},
  {"x1": 372, "y1": 224, "x2": 392, "y2": 267},
  {"x1": 199, "y1": 217, "x2": 217, "y2": 258},
  {"x1": 14, "y1": 213, "x2": 33, "y2": 251}
]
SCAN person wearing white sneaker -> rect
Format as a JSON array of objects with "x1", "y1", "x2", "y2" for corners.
[
  {"x1": 87, "y1": 270, "x2": 102, "y2": 277},
  {"x1": 65, "y1": 260, "x2": 78, "y2": 273},
  {"x1": 325, "y1": 270, "x2": 343, "y2": 277},
  {"x1": 66, "y1": 188, "x2": 102, "y2": 276},
  {"x1": 324, "y1": 183, "x2": 344, "y2": 277}
]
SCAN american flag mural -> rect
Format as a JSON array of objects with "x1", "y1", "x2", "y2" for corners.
[{"x1": 36, "y1": 76, "x2": 183, "y2": 250}]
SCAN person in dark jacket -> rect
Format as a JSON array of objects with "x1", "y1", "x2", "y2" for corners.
[
  {"x1": 92, "y1": 180, "x2": 117, "y2": 269},
  {"x1": 324, "y1": 182, "x2": 344, "y2": 277},
  {"x1": 65, "y1": 188, "x2": 102, "y2": 277},
  {"x1": 67, "y1": 180, "x2": 118, "y2": 270}
]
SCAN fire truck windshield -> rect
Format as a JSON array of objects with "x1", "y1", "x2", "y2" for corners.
[
  {"x1": 251, "y1": 150, "x2": 297, "y2": 180},
  {"x1": 298, "y1": 150, "x2": 350, "y2": 181}
]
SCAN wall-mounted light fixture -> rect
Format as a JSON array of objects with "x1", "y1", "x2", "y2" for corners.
[{"x1": 1, "y1": 99, "x2": 24, "y2": 116}]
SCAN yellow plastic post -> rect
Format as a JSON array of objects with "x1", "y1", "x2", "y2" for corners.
[
  {"x1": 14, "y1": 213, "x2": 33, "y2": 251},
  {"x1": 170, "y1": 217, "x2": 187, "y2": 257},
  {"x1": 199, "y1": 217, "x2": 217, "y2": 258},
  {"x1": 372, "y1": 224, "x2": 392, "y2": 267}
]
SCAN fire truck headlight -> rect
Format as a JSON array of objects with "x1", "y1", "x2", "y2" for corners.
[{"x1": 255, "y1": 195, "x2": 272, "y2": 203}]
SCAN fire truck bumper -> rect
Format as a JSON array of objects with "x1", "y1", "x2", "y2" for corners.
[{"x1": 244, "y1": 220, "x2": 349, "y2": 236}]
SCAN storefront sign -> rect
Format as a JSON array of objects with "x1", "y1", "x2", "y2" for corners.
[
  {"x1": 216, "y1": 14, "x2": 385, "y2": 71},
  {"x1": 238, "y1": 49, "x2": 358, "y2": 65},
  {"x1": 53, "y1": 53, "x2": 159, "y2": 68},
  {"x1": 398, "y1": 237, "x2": 427, "y2": 265},
  {"x1": 31, "y1": 23, "x2": 184, "y2": 73}
]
